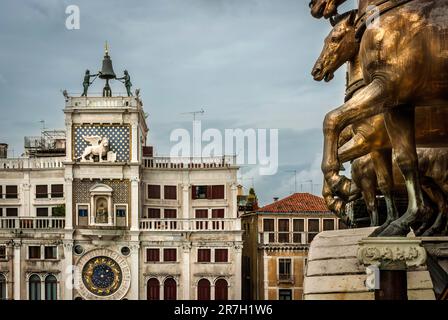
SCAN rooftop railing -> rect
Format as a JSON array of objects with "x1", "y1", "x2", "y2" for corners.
[
  {"x1": 139, "y1": 218, "x2": 239, "y2": 231},
  {"x1": 0, "y1": 157, "x2": 65, "y2": 170},
  {"x1": 143, "y1": 156, "x2": 236, "y2": 169}
]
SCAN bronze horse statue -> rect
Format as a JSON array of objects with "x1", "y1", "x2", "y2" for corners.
[
  {"x1": 309, "y1": 0, "x2": 448, "y2": 236},
  {"x1": 314, "y1": 10, "x2": 448, "y2": 236}
]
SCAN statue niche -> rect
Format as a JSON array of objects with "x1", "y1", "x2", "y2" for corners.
[
  {"x1": 89, "y1": 184, "x2": 113, "y2": 226},
  {"x1": 95, "y1": 197, "x2": 108, "y2": 224}
]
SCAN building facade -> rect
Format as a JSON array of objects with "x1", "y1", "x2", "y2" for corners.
[
  {"x1": 0, "y1": 61, "x2": 243, "y2": 300},
  {"x1": 241, "y1": 193, "x2": 346, "y2": 300}
]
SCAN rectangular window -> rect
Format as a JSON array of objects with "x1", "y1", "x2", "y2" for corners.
[
  {"x1": 146, "y1": 249, "x2": 160, "y2": 262},
  {"x1": 116, "y1": 206, "x2": 126, "y2": 217},
  {"x1": 211, "y1": 185, "x2": 225, "y2": 199},
  {"x1": 0, "y1": 246, "x2": 6, "y2": 260},
  {"x1": 51, "y1": 184, "x2": 63, "y2": 198},
  {"x1": 148, "y1": 208, "x2": 161, "y2": 219},
  {"x1": 279, "y1": 258, "x2": 292, "y2": 280},
  {"x1": 323, "y1": 219, "x2": 335, "y2": 231},
  {"x1": 197, "y1": 249, "x2": 211, "y2": 262},
  {"x1": 293, "y1": 219, "x2": 304, "y2": 243},
  {"x1": 192, "y1": 185, "x2": 208, "y2": 199},
  {"x1": 278, "y1": 219, "x2": 290, "y2": 243},
  {"x1": 36, "y1": 185, "x2": 48, "y2": 198},
  {"x1": 78, "y1": 206, "x2": 88, "y2": 217},
  {"x1": 29, "y1": 246, "x2": 41, "y2": 259},
  {"x1": 163, "y1": 248, "x2": 177, "y2": 262},
  {"x1": 147, "y1": 185, "x2": 161, "y2": 199},
  {"x1": 211, "y1": 209, "x2": 225, "y2": 218},
  {"x1": 263, "y1": 219, "x2": 275, "y2": 243},
  {"x1": 44, "y1": 246, "x2": 57, "y2": 260},
  {"x1": 164, "y1": 185, "x2": 177, "y2": 200},
  {"x1": 215, "y1": 249, "x2": 228, "y2": 263},
  {"x1": 279, "y1": 289, "x2": 292, "y2": 300},
  {"x1": 36, "y1": 207, "x2": 49, "y2": 217},
  {"x1": 195, "y1": 209, "x2": 208, "y2": 219},
  {"x1": 6, "y1": 208, "x2": 18, "y2": 217},
  {"x1": 308, "y1": 219, "x2": 320, "y2": 243},
  {"x1": 5, "y1": 185, "x2": 18, "y2": 199},
  {"x1": 164, "y1": 209, "x2": 177, "y2": 219}
]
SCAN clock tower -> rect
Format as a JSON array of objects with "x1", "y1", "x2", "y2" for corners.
[{"x1": 63, "y1": 46, "x2": 148, "y2": 300}]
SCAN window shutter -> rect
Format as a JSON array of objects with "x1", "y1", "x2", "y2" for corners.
[
  {"x1": 212, "y1": 209, "x2": 225, "y2": 218},
  {"x1": 36, "y1": 185, "x2": 48, "y2": 198},
  {"x1": 215, "y1": 249, "x2": 228, "y2": 263},
  {"x1": 148, "y1": 185, "x2": 161, "y2": 199},
  {"x1": 212, "y1": 185, "x2": 225, "y2": 199},
  {"x1": 191, "y1": 185, "x2": 197, "y2": 199},
  {"x1": 206, "y1": 186, "x2": 212, "y2": 200},
  {"x1": 164, "y1": 186, "x2": 177, "y2": 200},
  {"x1": 163, "y1": 249, "x2": 177, "y2": 262},
  {"x1": 51, "y1": 184, "x2": 63, "y2": 198},
  {"x1": 195, "y1": 209, "x2": 208, "y2": 219},
  {"x1": 147, "y1": 249, "x2": 160, "y2": 262},
  {"x1": 148, "y1": 208, "x2": 161, "y2": 219},
  {"x1": 164, "y1": 209, "x2": 177, "y2": 219}
]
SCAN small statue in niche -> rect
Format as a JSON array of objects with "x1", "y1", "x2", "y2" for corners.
[{"x1": 95, "y1": 198, "x2": 108, "y2": 223}]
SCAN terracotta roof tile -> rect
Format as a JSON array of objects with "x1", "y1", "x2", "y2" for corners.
[{"x1": 257, "y1": 193, "x2": 331, "y2": 213}]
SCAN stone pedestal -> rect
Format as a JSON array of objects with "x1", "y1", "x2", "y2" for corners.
[{"x1": 303, "y1": 228, "x2": 436, "y2": 300}]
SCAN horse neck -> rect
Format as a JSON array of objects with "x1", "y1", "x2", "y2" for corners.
[{"x1": 346, "y1": 54, "x2": 364, "y2": 91}]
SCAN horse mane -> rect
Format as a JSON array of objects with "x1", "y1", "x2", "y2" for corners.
[{"x1": 330, "y1": 9, "x2": 357, "y2": 27}]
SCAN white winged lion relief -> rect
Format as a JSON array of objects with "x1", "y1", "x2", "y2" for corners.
[{"x1": 79, "y1": 136, "x2": 110, "y2": 162}]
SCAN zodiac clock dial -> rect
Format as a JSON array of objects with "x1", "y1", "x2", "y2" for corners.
[{"x1": 82, "y1": 256, "x2": 123, "y2": 296}]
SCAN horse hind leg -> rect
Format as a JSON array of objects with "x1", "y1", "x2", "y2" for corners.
[
  {"x1": 380, "y1": 108, "x2": 432, "y2": 237},
  {"x1": 420, "y1": 180, "x2": 447, "y2": 236}
]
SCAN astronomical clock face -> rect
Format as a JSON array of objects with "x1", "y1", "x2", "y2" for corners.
[
  {"x1": 82, "y1": 256, "x2": 123, "y2": 296},
  {"x1": 76, "y1": 249, "x2": 131, "y2": 300}
]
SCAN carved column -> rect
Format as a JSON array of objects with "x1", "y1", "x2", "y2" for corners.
[
  {"x1": 130, "y1": 178, "x2": 140, "y2": 231},
  {"x1": 181, "y1": 242, "x2": 192, "y2": 299},
  {"x1": 358, "y1": 238, "x2": 428, "y2": 300},
  {"x1": 12, "y1": 242, "x2": 21, "y2": 300},
  {"x1": 128, "y1": 243, "x2": 140, "y2": 299},
  {"x1": 233, "y1": 244, "x2": 243, "y2": 300},
  {"x1": 181, "y1": 184, "x2": 190, "y2": 221},
  {"x1": 62, "y1": 241, "x2": 73, "y2": 300},
  {"x1": 64, "y1": 176, "x2": 73, "y2": 229}
]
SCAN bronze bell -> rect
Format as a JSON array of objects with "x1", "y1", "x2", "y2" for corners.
[{"x1": 99, "y1": 43, "x2": 116, "y2": 80}]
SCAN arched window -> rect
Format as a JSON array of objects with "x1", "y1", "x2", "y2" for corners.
[
  {"x1": 29, "y1": 274, "x2": 41, "y2": 300},
  {"x1": 147, "y1": 278, "x2": 160, "y2": 300},
  {"x1": 0, "y1": 274, "x2": 6, "y2": 300},
  {"x1": 197, "y1": 279, "x2": 211, "y2": 300},
  {"x1": 215, "y1": 279, "x2": 228, "y2": 300},
  {"x1": 164, "y1": 278, "x2": 177, "y2": 300},
  {"x1": 45, "y1": 275, "x2": 57, "y2": 300}
]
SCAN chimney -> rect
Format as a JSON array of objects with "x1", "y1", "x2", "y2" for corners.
[
  {"x1": 273, "y1": 197, "x2": 279, "y2": 202},
  {"x1": 0, "y1": 144, "x2": 8, "y2": 159}
]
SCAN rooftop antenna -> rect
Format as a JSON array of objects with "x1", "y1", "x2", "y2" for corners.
[
  {"x1": 285, "y1": 170, "x2": 297, "y2": 193},
  {"x1": 181, "y1": 108, "x2": 205, "y2": 158},
  {"x1": 181, "y1": 108, "x2": 205, "y2": 121}
]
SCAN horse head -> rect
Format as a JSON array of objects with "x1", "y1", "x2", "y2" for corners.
[
  {"x1": 309, "y1": 0, "x2": 348, "y2": 19},
  {"x1": 311, "y1": 10, "x2": 358, "y2": 82}
]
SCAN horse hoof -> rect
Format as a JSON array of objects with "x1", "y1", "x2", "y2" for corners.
[
  {"x1": 378, "y1": 222, "x2": 410, "y2": 237},
  {"x1": 422, "y1": 229, "x2": 436, "y2": 237}
]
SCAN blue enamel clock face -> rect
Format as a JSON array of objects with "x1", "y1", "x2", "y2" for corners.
[{"x1": 82, "y1": 256, "x2": 123, "y2": 296}]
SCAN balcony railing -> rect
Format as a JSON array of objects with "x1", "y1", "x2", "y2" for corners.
[
  {"x1": 139, "y1": 218, "x2": 238, "y2": 231},
  {"x1": 0, "y1": 157, "x2": 65, "y2": 170},
  {"x1": 143, "y1": 156, "x2": 236, "y2": 169},
  {"x1": 0, "y1": 217, "x2": 65, "y2": 229},
  {"x1": 278, "y1": 274, "x2": 294, "y2": 284}
]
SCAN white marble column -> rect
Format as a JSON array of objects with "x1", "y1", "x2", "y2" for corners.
[
  {"x1": 130, "y1": 178, "x2": 140, "y2": 231},
  {"x1": 13, "y1": 243, "x2": 21, "y2": 300},
  {"x1": 64, "y1": 177, "x2": 73, "y2": 229},
  {"x1": 182, "y1": 243, "x2": 191, "y2": 300},
  {"x1": 182, "y1": 183, "x2": 190, "y2": 222},
  {"x1": 128, "y1": 243, "x2": 140, "y2": 300},
  {"x1": 233, "y1": 244, "x2": 243, "y2": 300},
  {"x1": 62, "y1": 242, "x2": 73, "y2": 300},
  {"x1": 131, "y1": 124, "x2": 138, "y2": 163},
  {"x1": 64, "y1": 118, "x2": 73, "y2": 161}
]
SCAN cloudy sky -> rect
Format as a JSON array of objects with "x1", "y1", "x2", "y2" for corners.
[{"x1": 0, "y1": 0, "x2": 354, "y2": 205}]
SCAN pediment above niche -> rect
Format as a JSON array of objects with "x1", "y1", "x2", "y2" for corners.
[{"x1": 89, "y1": 183, "x2": 113, "y2": 194}]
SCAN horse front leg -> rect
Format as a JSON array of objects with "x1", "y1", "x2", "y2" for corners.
[
  {"x1": 380, "y1": 108, "x2": 432, "y2": 236},
  {"x1": 322, "y1": 79, "x2": 389, "y2": 194},
  {"x1": 369, "y1": 149, "x2": 400, "y2": 236}
]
